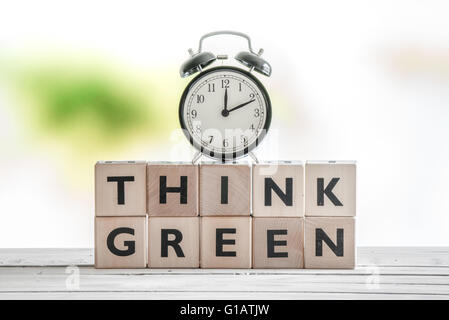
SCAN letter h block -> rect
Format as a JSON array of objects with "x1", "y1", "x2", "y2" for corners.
[
  {"x1": 147, "y1": 162, "x2": 198, "y2": 216},
  {"x1": 304, "y1": 161, "x2": 356, "y2": 269}
]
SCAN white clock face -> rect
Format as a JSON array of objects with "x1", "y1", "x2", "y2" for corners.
[{"x1": 180, "y1": 67, "x2": 271, "y2": 159}]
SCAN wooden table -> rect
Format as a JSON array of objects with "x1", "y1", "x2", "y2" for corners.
[{"x1": 0, "y1": 247, "x2": 448, "y2": 299}]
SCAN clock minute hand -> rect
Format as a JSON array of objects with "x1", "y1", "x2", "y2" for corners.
[{"x1": 227, "y1": 99, "x2": 256, "y2": 113}]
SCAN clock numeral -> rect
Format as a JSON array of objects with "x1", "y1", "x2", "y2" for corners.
[
  {"x1": 241, "y1": 135, "x2": 248, "y2": 146},
  {"x1": 208, "y1": 135, "x2": 214, "y2": 144},
  {"x1": 239, "y1": 83, "x2": 242, "y2": 91},
  {"x1": 249, "y1": 93, "x2": 255, "y2": 99},
  {"x1": 197, "y1": 94, "x2": 205, "y2": 103},
  {"x1": 221, "y1": 79, "x2": 230, "y2": 89},
  {"x1": 250, "y1": 124, "x2": 255, "y2": 132},
  {"x1": 222, "y1": 139, "x2": 229, "y2": 147},
  {"x1": 190, "y1": 109, "x2": 197, "y2": 119},
  {"x1": 196, "y1": 125, "x2": 201, "y2": 133},
  {"x1": 208, "y1": 83, "x2": 215, "y2": 92},
  {"x1": 254, "y1": 108, "x2": 260, "y2": 117}
]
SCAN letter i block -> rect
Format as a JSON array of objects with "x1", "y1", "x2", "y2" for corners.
[
  {"x1": 304, "y1": 217, "x2": 355, "y2": 269},
  {"x1": 200, "y1": 217, "x2": 252, "y2": 268},
  {"x1": 200, "y1": 163, "x2": 251, "y2": 216},
  {"x1": 95, "y1": 217, "x2": 147, "y2": 268},
  {"x1": 147, "y1": 162, "x2": 198, "y2": 216},
  {"x1": 95, "y1": 161, "x2": 147, "y2": 216},
  {"x1": 252, "y1": 218, "x2": 304, "y2": 268},
  {"x1": 148, "y1": 217, "x2": 199, "y2": 268},
  {"x1": 253, "y1": 161, "x2": 304, "y2": 217},
  {"x1": 305, "y1": 161, "x2": 356, "y2": 217}
]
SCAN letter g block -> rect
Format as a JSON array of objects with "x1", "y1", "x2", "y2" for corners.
[{"x1": 95, "y1": 217, "x2": 147, "y2": 268}]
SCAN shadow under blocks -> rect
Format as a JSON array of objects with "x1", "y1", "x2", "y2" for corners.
[{"x1": 94, "y1": 160, "x2": 356, "y2": 269}]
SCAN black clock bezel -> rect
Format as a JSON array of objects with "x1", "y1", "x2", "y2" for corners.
[{"x1": 178, "y1": 66, "x2": 272, "y2": 161}]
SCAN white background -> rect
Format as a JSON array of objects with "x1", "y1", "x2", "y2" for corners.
[{"x1": 1, "y1": 0, "x2": 449, "y2": 247}]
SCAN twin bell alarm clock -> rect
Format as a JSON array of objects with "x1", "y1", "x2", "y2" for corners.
[{"x1": 178, "y1": 31, "x2": 272, "y2": 162}]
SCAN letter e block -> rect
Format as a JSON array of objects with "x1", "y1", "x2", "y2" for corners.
[
  {"x1": 305, "y1": 161, "x2": 356, "y2": 217},
  {"x1": 200, "y1": 217, "x2": 251, "y2": 268},
  {"x1": 200, "y1": 163, "x2": 250, "y2": 216},
  {"x1": 148, "y1": 217, "x2": 199, "y2": 268},
  {"x1": 95, "y1": 217, "x2": 147, "y2": 268},
  {"x1": 252, "y1": 217, "x2": 304, "y2": 268},
  {"x1": 304, "y1": 217, "x2": 355, "y2": 269},
  {"x1": 147, "y1": 162, "x2": 198, "y2": 216},
  {"x1": 95, "y1": 161, "x2": 147, "y2": 216},
  {"x1": 253, "y1": 161, "x2": 304, "y2": 217}
]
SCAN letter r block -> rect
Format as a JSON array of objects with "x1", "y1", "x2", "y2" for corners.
[
  {"x1": 95, "y1": 217, "x2": 147, "y2": 268},
  {"x1": 147, "y1": 162, "x2": 198, "y2": 216},
  {"x1": 148, "y1": 217, "x2": 199, "y2": 268},
  {"x1": 200, "y1": 217, "x2": 252, "y2": 268},
  {"x1": 95, "y1": 161, "x2": 147, "y2": 216},
  {"x1": 305, "y1": 161, "x2": 356, "y2": 217},
  {"x1": 253, "y1": 161, "x2": 304, "y2": 217},
  {"x1": 200, "y1": 163, "x2": 251, "y2": 216},
  {"x1": 304, "y1": 217, "x2": 355, "y2": 269}
]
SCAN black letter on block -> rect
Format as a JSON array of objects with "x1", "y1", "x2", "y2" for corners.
[
  {"x1": 159, "y1": 176, "x2": 188, "y2": 204},
  {"x1": 315, "y1": 228, "x2": 344, "y2": 257},
  {"x1": 107, "y1": 176, "x2": 135, "y2": 205},
  {"x1": 107, "y1": 227, "x2": 135, "y2": 256},
  {"x1": 216, "y1": 228, "x2": 236, "y2": 257},
  {"x1": 161, "y1": 229, "x2": 185, "y2": 257},
  {"x1": 267, "y1": 230, "x2": 288, "y2": 258},
  {"x1": 265, "y1": 178, "x2": 293, "y2": 206},
  {"x1": 317, "y1": 178, "x2": 343, "y2": 206},
  {"x1": 221, "y1": 176, "x2": 228, "y2": 204}
]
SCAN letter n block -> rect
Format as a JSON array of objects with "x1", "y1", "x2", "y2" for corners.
[
  {"x1": 147, "y1": 162, "x2": 198, "y2": 216},
  {"x1": 305, "y1": 161, "x2": 356, "y2": 217},
  {"x1": 200, "y1": 163, "x2": 251, "y2": 216},
  {"x1": 200, "y1": 217, "x2": 252, "y2": 268},
  {"x1": 253, "y1": 161, "x2": 304, "y2": 217},
  {"x1": 148, "y1": 217, "x2": 199, "y2": 268},
  {"x1": 252, "y1": 218, "x2": 304, "y2": 268},
  {"x1": 304, "y1": 217, "x2": 355, "y2": 269},
  {"x1": 95, "y1": 217, "x2": 147, "y2": 268},
  {"x1": 95, "y1": 161, "x2": 147, "y2": 216}
]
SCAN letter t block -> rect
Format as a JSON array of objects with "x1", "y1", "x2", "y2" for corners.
[{"x1": 95, "y1": 161, "x2": 147, "y2": 216}]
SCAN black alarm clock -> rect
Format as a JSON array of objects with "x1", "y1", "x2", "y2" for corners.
[{"x1": 178, "y1": 31, "x2": 272, "y2": 162}]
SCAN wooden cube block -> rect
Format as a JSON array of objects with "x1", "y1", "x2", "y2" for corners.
[
  {"x1": 95, "y1": 161, "x2": 147, "y2": 216},
  {"x1": 200, "y1": 163, "x2": 251, "y2": 216},
  {"x1": 200, "y1": 217, "x2": 252, "y2": 268},
  {"x1": 95, "y1": 216, "x2": 147, "y2": 268},
  {"x1": 253, "y1": 161, "x2": 304, "y2": 217},
  {"x1": 304, "y1": 217, "x2": 355, "y2": 269},
  {"x1": 305, "y1": 161, "x2": 356, "y2": 217},
  {"x1": 147, "y1": 162, "x2": 198, "y2": 216},
  {"x1": 252, "y1": 218, "x2": 304, "y2": 268},
  {"x1": 148, "y1": 217, "x2": 199, "y2": 268}
]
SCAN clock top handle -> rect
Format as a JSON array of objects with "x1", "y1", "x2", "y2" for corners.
[
  {"x1": 180, "y1": 31, "x2": 272, "y2": 78},
  {"x1": 197, "y1": 30, "x2": 256, "y2": 54}
]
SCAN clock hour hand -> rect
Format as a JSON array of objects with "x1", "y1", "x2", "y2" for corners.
[
  {"x1": 221, "y1": 88, "x2": 230, "y2": 117},
  {"x1": 227, "y1": 99, "x2": 256, "y2": 114}
]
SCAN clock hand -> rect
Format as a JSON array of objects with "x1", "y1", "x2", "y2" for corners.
[
  {"x1": 227, "y1": 99, "x2": 256, "y2": 113},
  {"x1": 221, "y1": 88, "x2": 230, "y2": 117},
  {"x1": 224, "y1": 88, "x2": 228, "y2": 111}
]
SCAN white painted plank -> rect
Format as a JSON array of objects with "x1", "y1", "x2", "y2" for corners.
[
  {"x1": 1, "y1": 247, "x2": 449, "y2": 267},
  {"x1": 1, "y1": 292, "x2": 448, "y2": 300}
]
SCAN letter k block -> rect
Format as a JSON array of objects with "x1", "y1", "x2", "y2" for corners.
[{"x1": 305, "y1": 161, "x2": 356, "y2": 217}]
